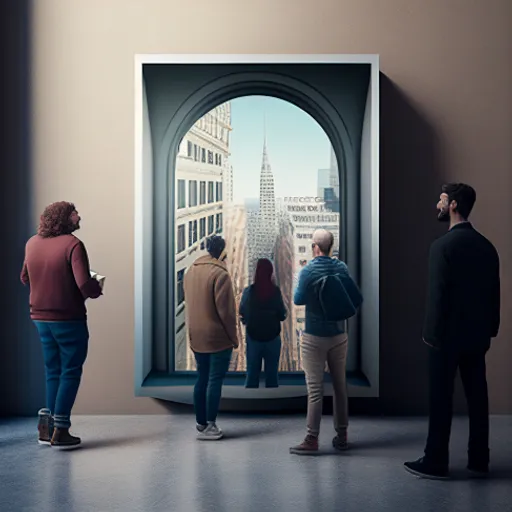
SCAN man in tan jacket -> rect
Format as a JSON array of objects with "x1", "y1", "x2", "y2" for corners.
[{"x1": 184, "y1": 235, "x2": 238, "y2": 440}]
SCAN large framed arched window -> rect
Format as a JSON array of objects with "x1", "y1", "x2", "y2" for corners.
[{"x1": 134, "y1": 55, "x2": 379, "y2": 405}]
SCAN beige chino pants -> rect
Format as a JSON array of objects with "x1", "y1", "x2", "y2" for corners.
[{"x1": 301, "y1": 332, "x2": 349, "y2": 437}]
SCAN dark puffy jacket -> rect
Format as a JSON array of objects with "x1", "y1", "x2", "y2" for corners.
[{"x1": 239, "y1": 285, "x2": 287, "y2": 342}]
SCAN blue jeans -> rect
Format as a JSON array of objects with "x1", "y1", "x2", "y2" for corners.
[
  {"x1": 245, "y1": 335, "x2": 281, "y2": 388},
  {"x1": 33, "y1": 321, "x2": 89, "y2": 429},
  {"x1": 193, "y1": 348, "x2": 233, "y2": 425}
]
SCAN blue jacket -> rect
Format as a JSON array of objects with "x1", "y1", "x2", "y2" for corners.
[{"x1": 294, "y1": 256, "x2": 363, "y2": 337}]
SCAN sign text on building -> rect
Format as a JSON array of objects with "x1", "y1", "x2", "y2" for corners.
[
  {"x1": 283, "y1": 196, "x2": 324, "y2": 203},
  {"x1": 292, "y1": 214, "x2": 338, "y2": 223}
]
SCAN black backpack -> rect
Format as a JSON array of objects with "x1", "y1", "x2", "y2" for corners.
[{"x1": 313, "y1": 274, "x2": 359, "y2": 322}]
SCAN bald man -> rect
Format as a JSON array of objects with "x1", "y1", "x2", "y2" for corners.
[{"x1": 290, "y1": 229, "x2": 363, "y2": 455}]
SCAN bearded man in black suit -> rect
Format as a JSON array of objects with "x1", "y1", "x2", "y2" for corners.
[{"x1": 404, "y1": 183, "x2": 500, "y2": 480}]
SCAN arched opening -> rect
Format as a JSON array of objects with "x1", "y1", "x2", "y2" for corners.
[
  {"x1": 135, "y1": 57, "x2": 379, "y2": 404},
  {"x1": 172, "y1": 95, "x2": 358, "y2": 376}
]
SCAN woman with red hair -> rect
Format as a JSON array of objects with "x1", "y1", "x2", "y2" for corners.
[{"x1": 239, "y1": 258, "x2": 287, "y2": 388}]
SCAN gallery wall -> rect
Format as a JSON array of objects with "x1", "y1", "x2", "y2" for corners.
[{"x1": 1, "y1": 0, "x2": 511, "y2": 415}]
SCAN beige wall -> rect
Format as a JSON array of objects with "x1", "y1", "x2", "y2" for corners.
[{"x1": 31, "y1": 0, "x2": 512, "y2": 414}]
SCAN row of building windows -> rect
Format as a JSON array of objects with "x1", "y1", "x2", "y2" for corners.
[
  {"x1": 187, "y1": 141, "x2": 224, "y2": 167},
  {"x1": 176, "y1": 213, "x2": 224, "y2": 254},
  {"x1": 177, "y1": 179, "x2": 223, "y2": 209},
  {"x1": 194, "y1": 111, "x2": 230, "y2": 143}
]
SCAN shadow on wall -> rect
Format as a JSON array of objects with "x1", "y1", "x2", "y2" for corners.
[
  {"x1": 0, "y1": 0, "x2": 45, "y2": 417},
  {"x1": 379, "y1": 74, "x2": 466, "y2": 415},
  {"x1": 155, "y1": 74, "x2": 462, "y2": 418},
  {"x1": 0, "y1": 28, "x2": 471, "y2": 417}
]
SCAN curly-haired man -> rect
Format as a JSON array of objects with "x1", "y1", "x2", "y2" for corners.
[{"x1": 21, "y1": 201, "x2": 103, "y2": 449}]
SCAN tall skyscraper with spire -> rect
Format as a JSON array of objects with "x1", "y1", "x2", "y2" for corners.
[
  {"x1": 247, "y1": 133, "x2": 278, "y2": 279},
  {"x1": 259, "y1": 136, "x2": 277, "y2": 247}
]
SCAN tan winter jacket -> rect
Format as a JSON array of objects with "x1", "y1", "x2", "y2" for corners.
[{"x1": 183, "y1": 255, "x2": 239, "y2": 353}]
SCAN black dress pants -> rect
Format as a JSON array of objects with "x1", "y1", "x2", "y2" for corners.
[{"x1": 424, "y1": 342, "x2": 490, "y2": 468}]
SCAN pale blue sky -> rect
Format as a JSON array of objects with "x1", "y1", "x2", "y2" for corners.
[{"x1": 228, "y1": 96, "x2": 332, "y2": 202}]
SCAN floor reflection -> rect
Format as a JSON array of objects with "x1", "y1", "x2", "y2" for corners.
[{"x1": 0, "y1": 416, "x2": 510, "y2": 512}]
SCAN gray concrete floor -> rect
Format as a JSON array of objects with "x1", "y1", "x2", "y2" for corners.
[{"x1": 0, "y1": 415, "x2": 511, "y2": 512}]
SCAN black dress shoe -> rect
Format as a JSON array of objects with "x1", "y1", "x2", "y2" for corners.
[
  {"x1": 404, "y1": 457, "x2": 449, "y2": 480},
  {"x1": 467, "y1": 464, "x2": 489, "y2": 478}
]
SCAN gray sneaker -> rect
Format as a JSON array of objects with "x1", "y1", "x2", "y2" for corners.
[
  {"x1": 197, "y1": 423, "x2": 223, "y2": 440},
  {"x1": 196, "y1": 424, "x2": 207, "y2": 433}
]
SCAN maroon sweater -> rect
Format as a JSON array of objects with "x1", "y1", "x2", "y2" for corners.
[{"x1": 21, "y1": 234, "x2": 103, "y2": 321}]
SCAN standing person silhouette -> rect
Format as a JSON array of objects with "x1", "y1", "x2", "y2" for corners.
[
  {"x1": 289, "y1": 229, "x2": 363, "y2": 455},
  {"x1": 183, "y1": 235, "x2": 239, "y2": 440},
  {"x1": 239, "y1": 258, "x2": 287, "y2": 388},
  {"x1": 405, "y1": 183, "x2": 500, "y2": 479},
  {"x1": 21, "y1": 202, "x2": 103, "y2": 449}
]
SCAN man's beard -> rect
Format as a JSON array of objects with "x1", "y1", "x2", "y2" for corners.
[
  {"x1": 437, "y1": 208, "x2": 450, "y2": 223},
  {"x1": 68, "y1": 222, "x2": 80, "y2": 233}
]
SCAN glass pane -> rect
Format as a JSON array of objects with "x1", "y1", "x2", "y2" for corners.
[
  {"x1": 174, "y1": 97, "x2": 340, "y2": 372},
  {"x1": 177, "y1": 180, "x2": 186, "y2": 209}
]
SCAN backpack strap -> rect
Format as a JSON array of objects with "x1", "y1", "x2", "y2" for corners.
[{"x1": 317, "y1": 275, "x2": 329, "y2": 317}]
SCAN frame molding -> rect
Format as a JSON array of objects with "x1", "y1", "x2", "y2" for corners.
[{"x1": 134, "y1": 54, "x2": 379, "y2": 403}]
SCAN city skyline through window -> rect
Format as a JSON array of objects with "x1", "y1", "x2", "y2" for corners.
[{"x1": 173, "y1": 96, "x2": 341, "y2": 373}]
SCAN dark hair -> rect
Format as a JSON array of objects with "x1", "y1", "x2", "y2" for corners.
[
  {"x1": 38, "y1": 201, "x2": 77, "y2": 238},
  {"x1": 254, "y1": 258, "x2": 275, "y2": 301},
  {"x1": 206, "y1": 235, "x2": 226, "y2": 259},
  {"x1": 442, "y1": 183, "x2": 476, "y2": 219}
]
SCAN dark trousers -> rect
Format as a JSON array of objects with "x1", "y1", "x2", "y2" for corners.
[
  {"x1": 245, "y1": 336, "x2": 281, "y2": 388},
  {"x1": 33, "y1": 320, "x2": 89, "y2": 429},
  {"x1": 193, "y1": 348, "x2": 232, "y2": 426},
  {"x1": 424, "y1": 342, "x2": 490, "y2": 468}
]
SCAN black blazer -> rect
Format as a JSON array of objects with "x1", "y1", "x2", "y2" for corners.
[{"x1": 423, "y1": 222, "x2": 500, "y2": 350}]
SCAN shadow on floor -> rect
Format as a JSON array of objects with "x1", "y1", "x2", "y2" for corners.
[
  {"x1": 348, "y1": 432, "x2": 426, "y2": 451},
  {"x1": 0, "y1": 437, "x2": 32, "y2": 447},
  {"x1": 446, "y1": 468, "x2": 512, "y2": 482},
  {"x1": 221, "y1": 423, "x2": 285, "y2": 439},
  {"x1": 79, "y1": 431, "x2": 170, "y2": 450}
]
